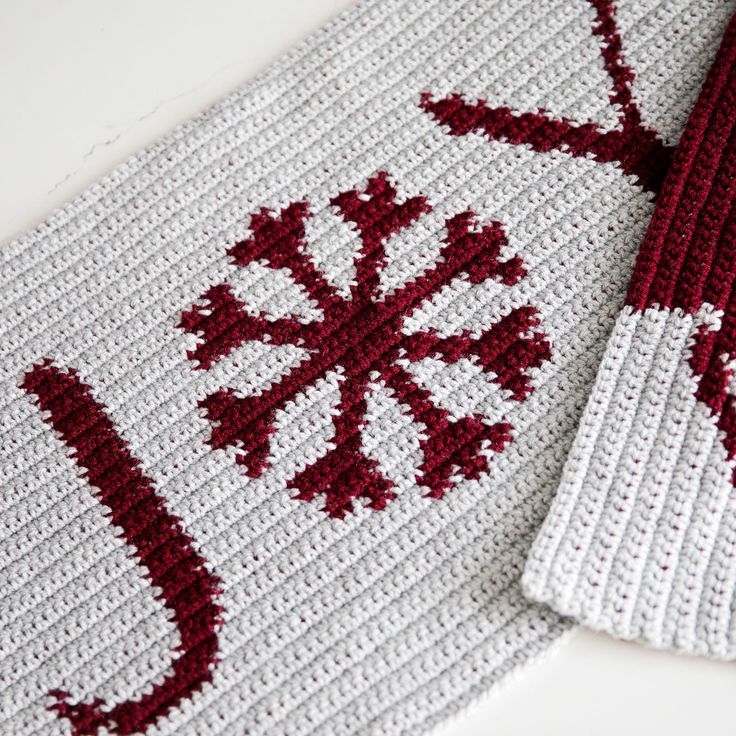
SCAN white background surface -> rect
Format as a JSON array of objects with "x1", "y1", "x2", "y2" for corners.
[{"x1": 2, "y1": 2, "x2": 735, "y2": 734}]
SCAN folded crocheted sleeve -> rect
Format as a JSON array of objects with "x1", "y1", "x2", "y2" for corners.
[{"x1": 525, "y1": 12, "x2": 736, "y2": 661}]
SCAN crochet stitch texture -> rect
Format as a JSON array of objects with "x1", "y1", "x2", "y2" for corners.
[
  {"x1": 0, "y1": 1, "x2": 733, "y2": 734},
  {"x1": 525, "y1": 10, "x2": 736, "y2": 660}
]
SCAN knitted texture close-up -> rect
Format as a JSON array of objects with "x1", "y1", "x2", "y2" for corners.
[{"x1": 1, "y1": 1, "x2": 734, "y2": 735}]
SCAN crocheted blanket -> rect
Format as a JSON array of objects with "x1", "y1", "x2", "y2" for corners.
[{"x1": 1, "y1": 1, "x2": 734, "y2": 734}]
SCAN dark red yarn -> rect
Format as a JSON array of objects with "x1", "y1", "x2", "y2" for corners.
[
  {"x1": 622, "y1": 15, "x2": 736, "y2": 479},
  {"x1": 420, "y1": 0, "x2": 673, "y2": 193},
  {"x1": 22, "y1": 361, "x2": 222, "y2": 736},
  {"x1": 625, "y1": 18, "x2": 736, "y2": 312},
  {"x1": 180, "y1": 173, "x2": 550, "y2": 517}
]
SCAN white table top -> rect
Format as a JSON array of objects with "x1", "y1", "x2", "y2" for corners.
[{"x1": 2, "y1": 2, "x2": 734, "y2": 734}]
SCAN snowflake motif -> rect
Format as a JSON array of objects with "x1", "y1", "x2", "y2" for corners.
[{"x1": 179, "y1": 172, "x2": 551, "y2": 518}]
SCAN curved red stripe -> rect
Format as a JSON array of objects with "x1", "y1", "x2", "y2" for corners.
[{"x1": 22, "y1": 360, "x2": 222, "y2": 736}]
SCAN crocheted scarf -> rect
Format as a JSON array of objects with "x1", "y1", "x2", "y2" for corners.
[{"x1": 2, "y1": 2, "x2": 735, "y2": 734}]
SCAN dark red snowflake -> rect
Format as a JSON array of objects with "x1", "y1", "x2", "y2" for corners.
[{"x1": 179, "y1": 172, "x2": 551, "y2": 517}]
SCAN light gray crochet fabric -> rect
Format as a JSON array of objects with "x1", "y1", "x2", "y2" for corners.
[{"x1": 0, "y1": 1, "x2": 729, "y2": 735}]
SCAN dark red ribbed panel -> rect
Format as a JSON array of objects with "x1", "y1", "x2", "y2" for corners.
[
  {"x1": 421, "y1": 0, "x2": 673, "y2": 193},
  {"x1": 22, "y1": 361, "x2": 222, "y2": 736},
  {"x1": 625, "y1": 16, "x2": 736, "y2": 312}
]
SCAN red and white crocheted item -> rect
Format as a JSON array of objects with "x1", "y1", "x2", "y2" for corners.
[
  {"x1": 525, "y1": 12, "x2": 736, "y2": 660},
  {"x1": 1, "y1": 1, "x2": 734, "y2": 735}
]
